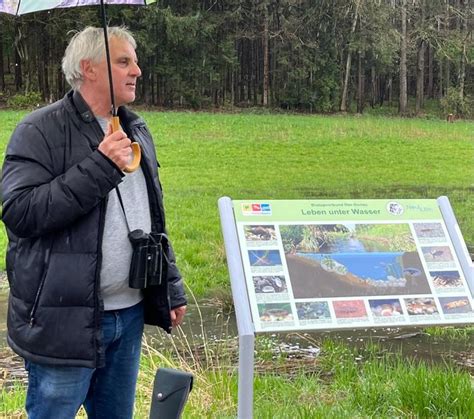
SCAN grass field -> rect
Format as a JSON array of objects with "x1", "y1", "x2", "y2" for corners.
[
  {"x1": 0, "y1": 110, "x2": 473, "y2": 417},
  {"x1": 2, "y1": 333, "x2": 474, "y2": 418},
  {"x1": 0, "y1": 110, "x2": 473, "y2": 297}
]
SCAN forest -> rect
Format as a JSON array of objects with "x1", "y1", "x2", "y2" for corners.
[{"x1": 0, "y1": 0, "x2": 472, "y2": 116}]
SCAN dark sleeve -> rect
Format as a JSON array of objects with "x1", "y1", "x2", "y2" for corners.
[
  {"x1": 166, "y1": 242, "x2": 187, "y2": 309},
  {"x1": 1, "y1": 122, "x2": 123, "y2": 238}
]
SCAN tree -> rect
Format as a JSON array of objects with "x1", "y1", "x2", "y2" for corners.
[
  {"x1": 399, "y1": 0, "x2": 408, "y2": 115},
  {"x1": 340, "y1": 0, "x2": 361, "y2": 112}
]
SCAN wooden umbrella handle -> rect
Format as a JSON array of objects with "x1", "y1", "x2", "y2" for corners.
[{"x1": 111, "y1": 116, "x2": 141, "y2": 173}]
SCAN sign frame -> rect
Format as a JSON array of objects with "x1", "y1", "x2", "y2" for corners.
[{"x1": 219, "y1": 196, "x2": 474, "y2": 418}]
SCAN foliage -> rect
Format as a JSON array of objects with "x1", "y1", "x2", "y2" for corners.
[
  {"x1": 280, "y1": 225, "x2": 304, "y2": 253},
  {"x1": 6, "y1": 91, "x2": 42, "y2": 109},
  {"x1": 355, "y1": 223, "x2": 417, "y2": 252},
  {"x1": 425, "y1": 325, "x2": 474, "y2": 341},
  {"x1": 440, "y1": 88, "x2": 474, "y2": 118},
  {"x1": 0, "y1": 1, "x2": 472, "y2": 114}
]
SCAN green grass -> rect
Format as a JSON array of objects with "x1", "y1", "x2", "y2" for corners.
[
  {"x1": 0, "y1": 382, "x2": 25, "y2": 417},
  {"x1": 425, "y1": 325, "x2": 474, "y2": 341},
  {"x1": 2, "y1": 336, "x2": 473, "y2": 418},
  {"x1": 0, "y1": 110, "x2": 473, "y2": 297},
  {"x1": 0, "y1": 110, "x2": 473, "y2": 416},
  {"x1": 153, "y1": 112, "x2": 473, "y2": 296}
]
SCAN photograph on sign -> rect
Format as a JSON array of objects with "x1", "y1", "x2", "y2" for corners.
[{"x1": 280, "y1": 223, "x2": 429, "y2": 298}]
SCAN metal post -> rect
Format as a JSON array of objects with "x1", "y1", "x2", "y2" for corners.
[
  {"x1": 437, "y1": 196, "x2": 474, "y2": 294},
  {"x1": 218, "y1": 197, "x2": 255, "y2": 419}
]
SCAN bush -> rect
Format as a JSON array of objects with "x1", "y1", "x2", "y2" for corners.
[
  {"x1": 7, "y1": 91, "x2": 42, "y2": 109},
  {"x1": 440, "y1": 88, "x2": 473, "y2": 118}
]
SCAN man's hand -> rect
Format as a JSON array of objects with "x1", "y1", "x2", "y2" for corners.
[
  {"x1": 170, "y1": 305, "x2": 187, "y2": 328},
  {"x1": 98, "y1": 123, "x2": 132, "y2": 170}
]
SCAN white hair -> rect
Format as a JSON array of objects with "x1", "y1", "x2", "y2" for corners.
[{"x1": 62, "y1": 26, "x2": 137, "y2": 90}]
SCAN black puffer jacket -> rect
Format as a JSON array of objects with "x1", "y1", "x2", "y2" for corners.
[{"x1": 1, "y1": 91, "x2": 186, "y2": 368}]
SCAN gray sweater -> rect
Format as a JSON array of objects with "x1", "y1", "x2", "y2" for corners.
[{"x1": 97, "y1": 117, "x2": 151, "y2": 310}]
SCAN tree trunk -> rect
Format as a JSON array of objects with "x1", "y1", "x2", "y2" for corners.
[
  {"x1": 0, "y1": 31, "x2": 5, "y2": 91},
  {"x1": 370, "y1": 66, "x2": 376, "y2": 108},
  {"x1": 340, "y1": 0, "x2": 361, "y2": 112},
  {"x1": 427, "y1": 43, "x2": 434, "y2": 98},
  {"x1": 437, "y1": 17, "x2": 444, "y2": 98},
  {"x1": 415, "y1": 40, "x2": 425, "y2": 114},
  {"x1": 252, "y1": 40, "x2": 257, "y2": 106},
  {"x1": 388, "y1": 75, "x2": 393, "y2": 104},
  {"x1": 231, "y1": 69, "x2": 235, "y2": 107},
  {"x1": 445, "y1": 0, "x2": 450, "y2": 93},
  {"x1": 14, "y1": 23, "x2": 22, "y2": 92},
  {"x1": 262, "y1": 3, "x2": 270, "y2": 107},
  {"x1": 458, "y1": 0, "x2": 468, "y2": 101},
  {"x1": 43, "y1": 32, "x2": 51, "y2": 102},
  {"x1": 357, "y1": 51, "x2": 364, "y2": 113},
  {"x1": 399, "y1": 0, "x2": 408, "y2": 115},
  {"x1": 415, "y1": 0, "x2": 425, "y2": 114}
]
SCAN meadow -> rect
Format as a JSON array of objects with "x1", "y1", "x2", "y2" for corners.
[
  {"x1": 0, "y1": 110, "x2": 473, "y2": 417},
  {"x1": 0, "y1": 110, "x2": 472, "y2": 296}
]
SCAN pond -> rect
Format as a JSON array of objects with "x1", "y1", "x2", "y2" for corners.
[
  {"x1": 0, "y1": 285, "x2": 473, "y2": 387},
  {"x1": 322, "y1": 237, "x2": 368, "y2": 253},
  {"x1": 297, "y1": 251, "x2": 405, "y2": 281}
]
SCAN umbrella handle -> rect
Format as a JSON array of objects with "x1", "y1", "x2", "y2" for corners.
[{"x1": 111, "y1": 116, "x2": 141, "y2": 173}]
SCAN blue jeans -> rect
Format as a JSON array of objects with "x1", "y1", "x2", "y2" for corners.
[{"x1": 25, "y1": 301, "x2": 144, "y2": 419}]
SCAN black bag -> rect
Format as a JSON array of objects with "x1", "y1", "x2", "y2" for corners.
[{"x1": 149, "y1": 368, "x2": 194, "y2": 419}]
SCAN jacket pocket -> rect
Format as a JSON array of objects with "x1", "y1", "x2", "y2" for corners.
[{"x1": 29, "y1": 247, "x2": 51, "y2": 327}]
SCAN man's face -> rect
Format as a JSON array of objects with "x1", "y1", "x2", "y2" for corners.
[{"x1": 93, "y1": 37, "x2": 142, "y2": 107}]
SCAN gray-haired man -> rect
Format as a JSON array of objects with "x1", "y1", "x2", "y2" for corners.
[{"x1": 1, "y1": 26, "x2": 186, "y2": 418}]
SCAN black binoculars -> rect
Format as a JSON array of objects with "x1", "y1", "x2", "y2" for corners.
[{"x1": 128, "y1": 229, "x2": 168, "y2": 289}]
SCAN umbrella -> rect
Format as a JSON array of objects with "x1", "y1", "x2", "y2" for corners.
[{"x1": 0, "y1": 0, "x2": 156, "y2": 172}]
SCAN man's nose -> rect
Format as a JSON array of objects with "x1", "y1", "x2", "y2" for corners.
[{"x1": 131, "y1": 62, "x2": 142, "y2": 77}]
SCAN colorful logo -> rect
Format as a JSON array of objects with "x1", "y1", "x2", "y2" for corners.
[{"x1": 242, "y1": 203, "x2": 272, "y2": 216}]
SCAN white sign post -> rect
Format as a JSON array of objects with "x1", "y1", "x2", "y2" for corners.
[{"x1": 218, "y1": 196, "x2": 474, "y2": 418}]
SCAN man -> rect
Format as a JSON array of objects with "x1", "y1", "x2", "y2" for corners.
[{"x1": 1, "y1": 26, "x2": 187, "y2": 418}]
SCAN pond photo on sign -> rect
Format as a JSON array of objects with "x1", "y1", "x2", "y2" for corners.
[{"x1": 280, "y1": 223, "x2": 430, "y2": 298}]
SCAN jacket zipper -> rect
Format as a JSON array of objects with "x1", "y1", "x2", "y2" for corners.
[
  {"x1": 93, "y1": 195, "x2": 108, "y2": 367},
  {"x1": 86, "y1": 117, "x2": 108, "y2": 366},
  {"x1": 138, "y1": 140, "x2": 165, "y2": 234},
  {"x1": 29, "y1": 248, "x2": 51, "y2": 327}
]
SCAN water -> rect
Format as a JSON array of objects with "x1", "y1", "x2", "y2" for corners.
[
  {"x1": 297, "y1": 252, "x2": 404, "y2": 281},
  {"x1": 0, "y1": 288, "x2": 473, "y2": 377},
  {"x1": 328, "y1": 237, "x2": 367, "y2": 253}
]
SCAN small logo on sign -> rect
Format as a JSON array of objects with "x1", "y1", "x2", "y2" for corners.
[
  {"x1": 242, "y1": 203, "x2": 272, "y2": 216},
  {"x1": 386, "y1": 201, "x2": 404, "y2": 215}
]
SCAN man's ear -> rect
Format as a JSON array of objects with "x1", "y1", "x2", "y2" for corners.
[{"x1": 80, "y1": 59, "x2": 96, "y2": 82}]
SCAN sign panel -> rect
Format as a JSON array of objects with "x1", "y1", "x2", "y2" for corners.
[{"x1": 233, "y1": 199, "x2": 474, "y2": 332}]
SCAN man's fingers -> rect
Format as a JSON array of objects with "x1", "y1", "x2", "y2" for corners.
[
  {"x1": 170, "y1": 306, "x2": 187, "y2": 328},
  {"x1": 98, "y1": 129, "x2": 133, "y2": 170}
]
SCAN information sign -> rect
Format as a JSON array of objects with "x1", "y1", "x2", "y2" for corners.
[{"x1": 233, "y1": 199, "x2": 474, "y2": 332}]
